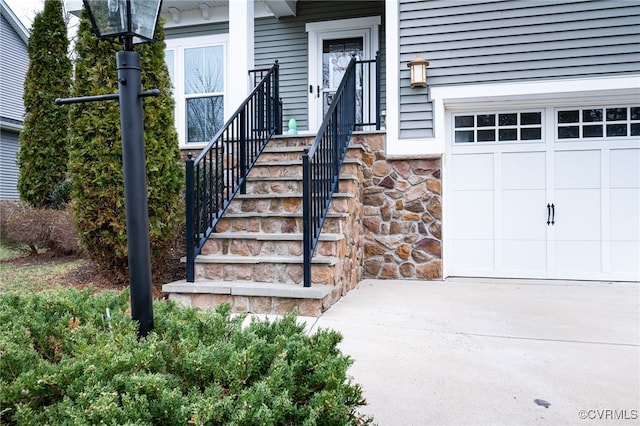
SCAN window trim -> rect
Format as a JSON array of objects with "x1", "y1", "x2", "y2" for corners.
[{"x1": 165, "y1": 34, "x2": 229, "y2": 148}]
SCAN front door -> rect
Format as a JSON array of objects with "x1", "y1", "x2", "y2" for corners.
[
  {"x1": 306, "y1": 17, "x2": 380, "y2": 132},
  {"x1": 321, "y1": 37, "x2": 363, "y2": 121}
]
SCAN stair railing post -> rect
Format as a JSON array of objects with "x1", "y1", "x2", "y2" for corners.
[
  {"x1": 273, "y1": 61, "x2": 282, "y2": 135},
  {"x1": 239, "y1": 108, "x2": 247, "y2": 194},
  {"x1": 302, "y1": 150, "x2": 312, "y2": 287},
  {"x1": 375, "y1": 50, "x2": 381, "y2": 130},
  {"x1": 185, "y1": 153, "x2": 195, "y2": 282}
]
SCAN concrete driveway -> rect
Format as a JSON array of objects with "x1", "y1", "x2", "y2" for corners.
[{"x1": 310, "y1": 278, "x2": 640, "y2": 425}]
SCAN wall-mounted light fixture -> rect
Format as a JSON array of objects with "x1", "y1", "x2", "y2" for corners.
[{"x1": 407, "y1": 54, "x2": 429, "y2": 88}]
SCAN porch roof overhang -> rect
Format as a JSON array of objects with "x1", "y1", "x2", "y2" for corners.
[{"x1": 66, "y1": 0, "x2": 296, "y2": 27}]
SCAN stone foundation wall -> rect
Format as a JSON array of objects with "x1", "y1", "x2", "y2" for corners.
[{"x1": 351, "y1": 134, "x2": 443, "y2": 280}]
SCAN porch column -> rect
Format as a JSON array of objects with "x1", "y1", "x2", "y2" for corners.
[{"x1": 228, "y1": 0, "x2": 254, "y2": 111}]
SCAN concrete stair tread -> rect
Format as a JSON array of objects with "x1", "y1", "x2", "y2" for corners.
[
  {"x1": 222, "y1": 211, "x2": 349, "y2": 218},
  {"x1": 208, "y1": 232, "x2": 344, "y2": 241},
  {"x1": 246, "y1": 174, "x2": 358, "y2": 182},
  {"x1": 254, "y1": 158, "x2": 364, "y2": 167},
  {"x1": 263, "y1": 146, "x2": 307, "y2": 153},
  {"x1": 195, "y1": 254, "x2": 339, "y2": 265},
  {"x1": 163, "y1": 279, "x2": 333, "y2": 300},
  {"x1": 234, "y1": 192, "x2": 354, "y2": 199}
]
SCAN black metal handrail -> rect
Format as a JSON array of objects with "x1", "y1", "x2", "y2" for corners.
[
  {"x1": 185, "y1": 62, "x2": 280, "y2": 282},
  {"x1": 301, "y1": 57, "x2": 357, "y2": 288},
  {"x1": 354, "y1": 51, "x2": 381, "y2": 130}
]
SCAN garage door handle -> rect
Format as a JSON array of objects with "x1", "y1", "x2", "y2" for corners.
[{"x1": 547, "y1": 204, "x2": 551, "y2": 225}]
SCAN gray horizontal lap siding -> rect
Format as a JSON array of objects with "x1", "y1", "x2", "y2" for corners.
[
  {"x1": 255, "y1": 1, "x2": 385, "y2": 132},
  {"x1": 0, "y1": 14, "x2": 28, "y2": 123},
  {"x1": 398, "y1": 0, "x2": 640, "y2": 139},
  {"x1": 0, "y1": 129, "x2": 20, "y2": 199},
  {"x1": 165, "y1": 22, "x2": 229, "y2": 38}
]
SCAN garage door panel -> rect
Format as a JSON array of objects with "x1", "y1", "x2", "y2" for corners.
[
  {"x1": 502, "y1": 189, "x2": 547, "y2": 240},
  {"x1": 450, "y1": 153, "x2": 493, "y2": 190},
  {"x1": 555, "y1": 150, "x2": 600, "y2": 189},
  {"x1": 610, "y1": 242, "x2": 640, "y2": 279},
  {"x1": 501, "y1": 240, "x2": 547, "y2": 273},
  {"x1": 610, "y1": 148, "x2": 640, "y2": 188},
  {"x1": 451, "y1": 190, "x2": 494, "y2": 239},
  {"x1": 610, "y1": 188, "x2": 640, "y2": 241},
  {"x1": 451, "y1": 240, "x2": 494, "y2": 273},
  {"x1": 555, "y1": 241, "x2": 601, "y2": 275},
  {"x1": 502, "y1": 151, "x2": 546, "y2": 190},
  {"x1": 554, "y1": 189, "x2": 601, "y2": 241}
]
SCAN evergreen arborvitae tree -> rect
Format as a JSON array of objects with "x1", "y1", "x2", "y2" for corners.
[
  {"x1": 67, "y1": 13, "x2": 182, "y2": 278},
  {"x1": 17, "y1": 0, "x2": 72, "y2": 208}
]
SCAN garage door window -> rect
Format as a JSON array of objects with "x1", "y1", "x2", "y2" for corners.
[
  {"x1": 454, "y1": 111, "x2": 542, "y2": 143},
  {"x1": 557, "y1": 106, "x2": 640, "y2": 140}
]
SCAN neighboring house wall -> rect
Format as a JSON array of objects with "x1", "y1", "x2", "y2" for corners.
[
  {"x1": 397, "y1": 0, "x2": 640, "y2": 139},
  {"x1": 254, "y1": 0, "x2": 385, "y2": 132},
  {"x1": 0, "y1": 129, "x2": 20, "y2": 199},
  {"x1": 0, "y1": 5, "x2": 29, "y2": 200},
  {"x1": 0, "y1": 13, "x2": 26, "y2": 121}
]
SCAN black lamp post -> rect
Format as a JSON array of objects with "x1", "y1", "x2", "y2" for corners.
[{"x1": 82, "y1": 0, "x2": 163, "y2": 337}]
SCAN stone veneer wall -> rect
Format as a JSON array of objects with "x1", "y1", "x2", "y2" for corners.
[{"x1": 351, "y1": 133, "x2": 443, "y2": 280}]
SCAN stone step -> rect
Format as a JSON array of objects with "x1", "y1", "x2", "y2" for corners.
[
  {"x1": 266, "y1": 135, "x2": 315, "y2": 148},
  {"x1": 202, "y1": 232, "x2": 346, "y2": 258},
  {"x1": 194, "y1": 255, "x2": 340, "y2": 286},
  {"x1": 246, "y1": 158, "x2": 363, "y2": 179},
  {"x1": 163, "y1": 279, "x2": 334, "y2": 316},
  {"x1": 257, "y1": 146, "x2": 307, "y2": 162},
  {"x1": 196, "y1": 253, "x2": 339, "y2": 265},
  {"x1": 244, "y1": 174, "x2": 359, "y2": 195},
  {"x1": 227, "y1": 192, "x2": 354, "y2": 215},
  {"x1": 259, "y1": 142, "x2": 366, "y2": 163},
  {"x1": 215, "y1": 212, "x2": 347, "y2": 234}
]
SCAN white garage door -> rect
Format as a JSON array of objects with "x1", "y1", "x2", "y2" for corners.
[{"x1": 448, "y1": 105, "x2": 640, "y2": 282}]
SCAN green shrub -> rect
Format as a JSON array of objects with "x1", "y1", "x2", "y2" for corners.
[
  {"x1": 50, "y1": 180, "x2": 72, "y2": 209},
  {"x1": 67, "y1": 13, "x2": 182, "y2": 276},
  {"x1": 17, "y1": 0, "x2": 71, "y2": 208},
  {"x1": 0, "y1": 289, "x2": 372, "y2": 425}
]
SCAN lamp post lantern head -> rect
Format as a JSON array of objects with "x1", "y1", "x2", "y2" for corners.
[{"x1": 83, "y1": 0, "x2": 163, "y2": 49}]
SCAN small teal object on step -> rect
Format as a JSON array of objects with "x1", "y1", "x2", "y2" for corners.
[{"x1": 288, "y1": 118, "x2": 298, "y2": 135}]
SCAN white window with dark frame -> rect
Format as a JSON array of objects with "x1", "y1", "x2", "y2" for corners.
[
  {"x1": 165, "y1": 35, "x2": 227, "y2": 147},
  {"x1": 453, "y1": 111, "x2": 544, "y2": 144},
  {"x1": 556, "y1": 106, "x2": 640, "y2": 140}
]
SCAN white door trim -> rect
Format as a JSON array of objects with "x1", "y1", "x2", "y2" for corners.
[{"x1": 306, "y1": 16, "x2": 380, "y2": 132}]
